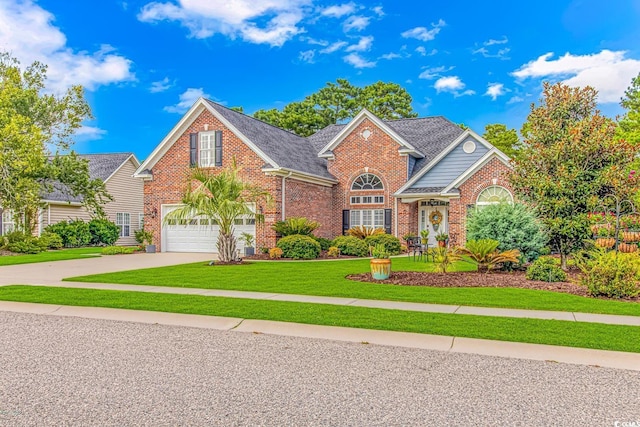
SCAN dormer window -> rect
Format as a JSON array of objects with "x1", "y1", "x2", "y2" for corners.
[{"x1": 351, "y1": 173, "x2": 383, "y2": 190}]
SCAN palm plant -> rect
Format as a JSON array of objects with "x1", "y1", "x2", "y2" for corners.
[
  {"x1": 430, "y1": 247, "x2": 462, "y2": 273},
  {"x1": 458, "y1": 239, "x2": 521, "y2": 272},
  {"x1": 164, "y1": 165, "x2": 271, "y2": 262},
  {"x1": 347, "y1": 226, "x2": 385, "y2": 239}
]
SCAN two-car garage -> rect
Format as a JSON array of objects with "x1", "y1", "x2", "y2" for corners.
[{"x1": 162, "y1": 205, "x2": 255, "y2": 253}]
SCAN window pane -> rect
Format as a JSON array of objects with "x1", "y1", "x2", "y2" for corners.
[
  {"x1": 246, "y1": 218, "x2": 256, "y2": 225},
  {"x1": 350, "y1": 210, "x2": 359, "y2": 227},
  {"x1": 234, "y1": 219, "x2": 244, "y2": 225},
  {"x1": 374, "y1": 210, "x2": 384, "y2": 227},
  {"x1": 362, "y1": 210, "x2": 372, "y2": 226}
]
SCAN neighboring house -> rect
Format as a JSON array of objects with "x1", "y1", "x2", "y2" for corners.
[
  {"x1": 135, "y1": 98, "x2": 513, "y2": 253},
  {"x1": 0, "y1": 153, "x2": 144, "y2": 246}
]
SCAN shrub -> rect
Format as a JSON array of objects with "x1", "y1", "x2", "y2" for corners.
[
  {"x1": 313, "y1": 236, "x2": 333, "y2": 251},
  {"x1": 272, "y1": 217, "x2": 320, "y2": 236},
  {"x1": 88, "y1": 218, "x2": 119, "y2": 246},
  {"x1": 347, "y1": 226, "x2": 385, "y2": 239},
  {"x1": 260, "y1": 246, "x2": 269, "y2": 254},
  {"x1": 45, "y1": 219, "x2": 91, "y2": 248},
  {"x1": 134, "y1": 229, "x2": 153, "y2": 245},
  {"x1": 276, "y1": 234, "x2": 321, "y2": 259},
  {"x1": 327, "y1": 246, "x2": 340, "y2": 257},
  {"x1": 332, "y1": 235, "x2": 369, "y2": 257},
  {"x1": 101, "y1": 246, "x2": 135, "y2": 255},
  {"x1": 430, "y1": 247, "x2": 462, "y2": 273},
  {"x1": 269, "y1": 247, "x2": 283, "y2": 259},
  {"x1": 459, "y1": 239, "x2": 521, "y2": 272},
  {"x1": 2, "y1": 231, "x2": 45, "y2": 254},
  {"x1": 39, "y1": 231, "x2": 63, "y2": 250},
  {"x1": 466, "y1": 203, "x2": 547, "y2": 263},
  {"x1": 364, "y1": 234, "x2": 401, "y2": 255},
  {"x1": 525, "y1": 257, "x2": 567, "y2": 282},
  {"x1": 577, "y1": 250, "x2": 640, "y2": 298}
]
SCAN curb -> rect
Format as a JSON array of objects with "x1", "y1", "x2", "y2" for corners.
[{"x1": 1, "y1": 301, "x2": 638, "y2": 372}]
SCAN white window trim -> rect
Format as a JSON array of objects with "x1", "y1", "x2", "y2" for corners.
[
  {"x1": 351, "y1": 173, "x2": 384, "y2": 191},
  {"x1": 138, "y1": 213, "x2": 144, "y2": 230},
  {"x1": 1, "y1": 209, "x2": 16, "y2": 235},
  {"x1": 350, "y1": 209, "x2": 385, "y2": 228},
  {"x1": 476, "y1": 185, "x2": 513, "y2": 206},
  {"x1": 116, "y1": 212, "x2": 131, "y2": 237},
  {"x1": 350, "y1": 195, "x2": 385, "y2": 205},
  {"x1": 199, "y1": 131, "x2": 216, "y2": 167}
]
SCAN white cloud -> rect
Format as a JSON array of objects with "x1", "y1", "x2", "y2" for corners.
[
  {"x1": 164, "y1": 88, "x2": 210, "y2": 113},
  {"x1": 320, "y1": 40, "x2": 348, "y2": 54},
  {"x1": 371, "y1": 6, "x2": 384, "y2": 16},
  {"x1": 485, "y1": 83, "x2": 506, "y2": 100},
  {"x1": 345, "y1": 35, "x2": 373, "y2": 52},
  {"x1": 418, "y1": 65, "x2": 453, "y2": 80},
  {"x1": 434, "y1": 76, "x2": 475, "y2": 97},
  {"x1": 473, "y1": 46, "x2": 510, "y2": 60},
  {"x1": 512, "y1": 50, "x2": 640, "y2": 103},
  {"x1": 321, "y1": 3, "x2": 356, "y2": 18},
  {"x1": 343, "y1": 53, "x2": 375, "y2": 68},
  {"x1": 75, "y1": 125, "x2": 107, "y2": 140},
  {"x1": 150, "y1": 77, "x2": 173, "y2": 93},
  {"x1": 401, "y1": 19, "x2": 445, "y2": 42},
  {"x1": 0, "y1": 0, "x2": 134, "y2": 93},
  {"x1": 343, "y1": 15, "x2": 369, "y2": 32},
  {"x1": 138, "y1": 0, "x2": 310, "y2": 47},
  {"x1": 299, "y1": 49, "x2": 315, "y2": 63},
  {"x1": 380, "y1": 52, "x2": 401, "y2": 60},
  {"x1": 485, "y1": 36, "x2": 508, "y2": 46},
  {"x1": 301, "y1": 36, "x2": 328, "y2": 46},
  {"x1": 507, "y1": 95, "x2": 524, "y2": 104}
]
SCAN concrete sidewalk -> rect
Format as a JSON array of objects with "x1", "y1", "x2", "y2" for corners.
[
  {"x1": 5, "y1": 280, "x2": 640, "y2": 327},
  {"x1": 1, "y1": 300, "x2": 638, "y2": 372}
]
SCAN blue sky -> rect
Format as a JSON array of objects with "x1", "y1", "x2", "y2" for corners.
[{"x1": 2, "y1": 0, "x2": 640, "y2": 160}]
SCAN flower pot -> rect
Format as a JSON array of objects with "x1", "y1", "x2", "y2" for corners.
[
  {"x1": 437, "y1": 240, "x2": 446, "y2": 248},
  {"x1": 370, "y1": 258, "x2": 391, "y2": 280},
  {"x1": 595, "y1": 238, "x2": 615, "y2": 249},
  {"x1": 145, "y1": 244, "x2": 156, "y2": 253},
  {"x1": 244, "y1": 246, "x2": 255, "y2": 256},
  {"x1": 619, "y1": 242, "x2": 638, "y2": 253}
]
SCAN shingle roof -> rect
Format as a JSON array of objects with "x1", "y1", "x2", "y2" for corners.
[
  {"x1": 383, "y1": 116, "x2": 464, "y2": 178},
  {"x1": 206, "y1": 101, "x2": 335, "y2": 180},
  {"x1": 42, "y1": 153, "x2": 133, "y2": 203}
]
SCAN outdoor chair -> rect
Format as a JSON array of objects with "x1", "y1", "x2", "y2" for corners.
[{"x1": 407, "y1": 237, "x2": 424, "y2": 261}]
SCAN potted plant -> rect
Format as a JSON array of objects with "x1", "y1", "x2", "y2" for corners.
[
  {"x1": 370, "y1": 243, "x2": 391, "y2": 280},
  {"x1": 142, "y1": 230, "x2": 156, "y2": 253},
  {"x1": 435, "y1": 232, "x2": 448, "y2": 247},
  {"x1": 402, "y1": 232, "x2": 416, "y2": 243},
  {"x1": 420, "y1": 229, "x2": 429, "y2": 245},
  {"x1": 240, "y1": 232, "x2": 255, "y2": 256}
]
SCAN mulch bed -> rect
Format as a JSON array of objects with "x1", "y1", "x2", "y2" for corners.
[
  {"x1": 347, "y1": 270, "x2": 640, "y2": 302},
  {"x1": 244, "y1": 252, "x2": 356, "y2": 261}
]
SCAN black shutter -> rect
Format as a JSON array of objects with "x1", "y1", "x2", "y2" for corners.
[
  {"x1": 215, "y1": 130, "x2": 223, "y2": 166},
  {"x1": 189, "y1": 133, "x2": 198, "y2": 167},
  {"x1": 342, "y1": 210, "x2": 350, "y2": 235},
  {"x1": 384, "y1": 209, "x2": 392, "y2": 234}
]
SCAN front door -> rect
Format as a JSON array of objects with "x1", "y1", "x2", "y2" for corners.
[{"x1": 419, "y1": 205, "x2": 447, "y2": 247}]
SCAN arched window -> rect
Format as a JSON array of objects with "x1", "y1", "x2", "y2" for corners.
[
  {"x1": 351, "y1": 173, "x2": 383, "y2": 190},
  {"x1": 476, "y1": 186, "x2": 513, "y2": 206}
]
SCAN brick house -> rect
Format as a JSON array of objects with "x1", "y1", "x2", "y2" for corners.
[{"x1": 134, "y1": 98, "x2": 513, "y2": 253}]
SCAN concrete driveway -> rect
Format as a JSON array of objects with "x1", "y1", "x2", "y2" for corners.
[{"x1": 0, "y1": 252, "x2": 215, "y2": 286}]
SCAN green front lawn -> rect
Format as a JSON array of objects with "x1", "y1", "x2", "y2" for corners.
[
  {"x1": 1, "y1": 285, "x2": 638, "y2": 353},
  {"x1": 66, "y1": 257, "x2": 640, "y2": 316},
  {"x1": 0, "y1": 247, "x2": 103, "y2": 266}
]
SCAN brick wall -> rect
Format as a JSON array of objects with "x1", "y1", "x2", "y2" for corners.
[
  {"x1": 283, "y1": 179, "x2": 334, "y2": 239},
  {"x1": 448, "y1": 157, "x2": 513, "y2": 246},
  {"x1": 327, "y1": 118, "x2": 411, "y2": 238}
]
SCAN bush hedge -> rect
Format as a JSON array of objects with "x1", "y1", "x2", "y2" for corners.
[
  {"x1": 45, "y1": 218, "x2": 119, "y2": 247},
  {"x1": 88, "y1": 219, "x2": 120, "y2": 246},
  {"x1": 467, "y1": 203, "x2": 547, "y2": 263},
  {"x1": 332, "y1": 235, "x2": 369, "y2": 257},
  {"x1": 364, "y1": 234, "x2": 401, "y2": 255},
  {"x1": 579, "y1": 251, "x2": 640, "y2": 298},
  {"x1": 276, "y1": 234, "x2": 321, "y2": 259},
  {"x1": 313, "y1": 236, "x2": 333, "y2": 251},
  {"x1": 101, "y1": 246, "x2": 136, "y2": 255},
  {"x1": 525, "y1": 256, "x2": 567, "y2": 282}
]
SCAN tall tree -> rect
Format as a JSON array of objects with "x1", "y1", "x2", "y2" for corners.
[
  {"x1": 482, "y1": 123, "x2": 520, "y2": 158},
  {"x1": 510, "y1": 82, "x2": 639, "y2": 269},
  {"x1": 617, "y1": 72, "x2": 640, "y2": 145},
  {"x1": 165, "y1": 165, "x2": 271, "y2": 262},
  {"x1": 253, "y1": 79, "x2": 417, "y2": 136},
  {"x1": 0, "y1": 52, "x2": 110, "y2": 231}
]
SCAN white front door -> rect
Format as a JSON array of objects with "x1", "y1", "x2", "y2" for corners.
[{"x1": 419, "y1": 205, "x2": 447, "y2": 247}]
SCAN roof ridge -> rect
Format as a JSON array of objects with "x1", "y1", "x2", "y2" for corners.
[{"x1": 205, "y1": 99, "x2": 304, "y2": 138}]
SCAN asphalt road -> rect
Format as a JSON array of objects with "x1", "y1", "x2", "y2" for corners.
[{"x1": 1, "y1": 311, "x2": 638, "y2": 426}]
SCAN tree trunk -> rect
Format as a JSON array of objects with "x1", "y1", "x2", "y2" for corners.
[
  {"x1": 217, "y1": 232, "x2": 237, "y2": 262},
  {"x1": 560, "y1": 252, "x2": 568, "y2": 270}
]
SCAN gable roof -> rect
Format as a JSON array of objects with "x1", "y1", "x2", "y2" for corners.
[
  {"x1": 43, "y1": 153, "x2": 139, "y2": 203},
  {"x1": 205, "y1": 101, "x2": 334, "y2": 180}
]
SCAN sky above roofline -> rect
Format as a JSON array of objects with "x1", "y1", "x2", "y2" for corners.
[{"x1": 1, "y1": 0, "x2": 639, "y2": 160}]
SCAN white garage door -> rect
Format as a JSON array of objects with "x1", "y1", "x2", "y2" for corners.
[{"x1": 163, "y1": 205, "x2": 256, "y2": 253}]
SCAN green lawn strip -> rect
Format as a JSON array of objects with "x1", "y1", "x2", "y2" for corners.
[
  {"x1": 65, "y1": 257, "x2": 640, "y2": 317},
  {"x1": 0, "y1": 247, "x2": 103, "y2": 266},
  {"x1": 0, "y1": 285, "x2": 638, "y2": 353}
]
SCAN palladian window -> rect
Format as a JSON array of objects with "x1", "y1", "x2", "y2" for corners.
[
  {"x1": 351, "y1": 173, "x2": 383, "y2": 190},
  {"x1": 476, "y1": 186, "x2": 513, "y2": 206}
]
